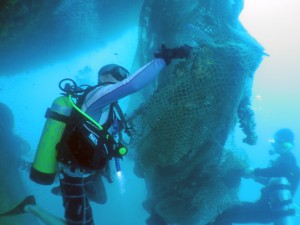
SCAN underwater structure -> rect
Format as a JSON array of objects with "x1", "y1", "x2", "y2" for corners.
[
  {"x1": 0, "y1": 103, "x2": 39, "y2": 225},
  {"x1": 0, "y1": 0, "x2": 142, "y2": 76},
  {"x1": 128, "y1": 0, "x2": 265, "y2": 224}
]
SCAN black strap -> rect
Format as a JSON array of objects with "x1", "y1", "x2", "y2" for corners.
[
  {"x1": 45, "y1": 108, "x2": 70, "y2": 123},
  {"x1": 63, "y1": 85, "x2": 98, "y2": 128},
  {"x1": 76, "y1": 85, "x2": 98, "y2": 107},
  {"x1": 113, "y1": 102, "x2": 132, "y2": 137},
  {"x1": 98, "y1": 82, "x2": 117, "y2": 85},
  {"x1": 102, "y1": 103, "x2": 115, "y2": 130}
]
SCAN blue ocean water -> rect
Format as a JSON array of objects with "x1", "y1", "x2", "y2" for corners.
[
  {"x1": 0, "y1": 0, "x2": 299, "y2": 225},
  {"x1": 237, "y1": 1, "x2": 300, "y2": 225}
]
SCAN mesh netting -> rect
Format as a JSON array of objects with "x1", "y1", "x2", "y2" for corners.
[{"x1": 127, "y1": 0, "x2": 264, "y2": 224}]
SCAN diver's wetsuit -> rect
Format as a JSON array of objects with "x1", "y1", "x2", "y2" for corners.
[
  {"x1": 82, "y1": 58, "x2": 166, "y2": 119},
  {"x1": 60, "y1": 171, "x2": 94, "y2": 225},
  {"x1": 253, "y1": 151, "x2": 300, "y2": 196},
  {"x1": 211, "y1": 151, "x2": 300, "y2": 225},
  {"x1": 59, "y1": 58, "x2": 166, "y2": 225}
]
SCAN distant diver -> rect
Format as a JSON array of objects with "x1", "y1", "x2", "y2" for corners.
[{"x1": 209, "y1": 128, "x2": 300, "y2": 225}]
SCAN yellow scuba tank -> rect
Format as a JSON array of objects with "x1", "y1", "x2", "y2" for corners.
[{"x1": 30, "y1": 95, "x2": 72, "y2": 185}]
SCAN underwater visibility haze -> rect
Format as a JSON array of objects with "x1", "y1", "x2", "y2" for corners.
[{"x1": 0, "y1": 0, "x2": 300, "y2": 225}]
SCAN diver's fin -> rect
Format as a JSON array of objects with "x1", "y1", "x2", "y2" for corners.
[
  {"x1": 85, "y1": 173, "x2": 107, "y2": 204},
  {"x1": 0, "y1": 195, "x2": 36, "y2": 216},
  {"x1": 51, "y1": 186, "x2": 62, "y2": 196}
]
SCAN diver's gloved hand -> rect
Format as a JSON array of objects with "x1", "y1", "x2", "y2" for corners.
[{"x1": 154, "y1": 44, "x2": 192, "y2": 65}]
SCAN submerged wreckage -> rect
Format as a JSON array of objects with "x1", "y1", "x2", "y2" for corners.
[{"x1": 128, "y1": 0, "x2": 264, "y2": 224}]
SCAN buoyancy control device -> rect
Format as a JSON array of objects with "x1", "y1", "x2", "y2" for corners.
[{"x1": 30, "y1": 78, "x2": 129, "y2": 185}]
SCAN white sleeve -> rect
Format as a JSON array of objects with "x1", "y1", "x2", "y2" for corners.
[{"x1": 82, "y1": 58, "x2": 166, "y2": 118}]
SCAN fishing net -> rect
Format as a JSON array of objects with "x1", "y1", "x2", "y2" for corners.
[{"x1": 127, "y1": 0, "x2": 265, "y2": 224}]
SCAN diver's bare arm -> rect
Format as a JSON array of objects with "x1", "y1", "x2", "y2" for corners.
[{"x1": 25, "y1": 205, "x2": 66, "y2": 225}]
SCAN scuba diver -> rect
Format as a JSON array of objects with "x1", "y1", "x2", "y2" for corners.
[
  {"x1": 210, "y1": 128, "x2": 300, "y2": 225},
  {"x1": 0, "y1": 44, "x2": 192, "y2": 225}
]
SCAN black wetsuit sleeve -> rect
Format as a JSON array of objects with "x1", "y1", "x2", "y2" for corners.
[
  {"x1": 253, "y1": 152, "x2": 300, "y2": 195},
  {"x1": 253, "y1": 152, "x2": 297, "y2": 178}
]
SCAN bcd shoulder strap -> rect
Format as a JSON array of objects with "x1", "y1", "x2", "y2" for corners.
[{"x1": 113, "y1": 102, "x2": 132, "y2": 137}]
